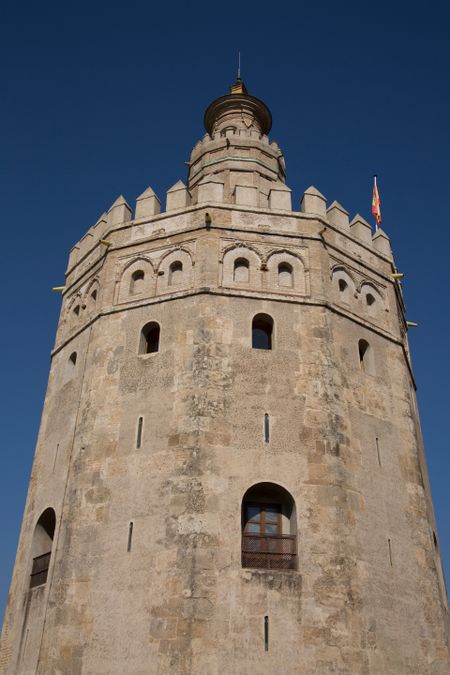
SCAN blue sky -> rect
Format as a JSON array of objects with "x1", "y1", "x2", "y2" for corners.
[{"x1": 1, "y1": 0, "x2": 449, "y2": 622}]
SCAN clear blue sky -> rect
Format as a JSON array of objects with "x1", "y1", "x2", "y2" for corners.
[{"x1": 1, "y1": 0, "x2": 449, "y2": 622}]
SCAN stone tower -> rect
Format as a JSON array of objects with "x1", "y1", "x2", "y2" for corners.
[{"x1": 1, "y1": 78, "x2": 449, "y2": 675}]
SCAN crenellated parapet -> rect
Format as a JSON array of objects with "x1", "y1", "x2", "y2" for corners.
[
  {"x1": 59, "y1": 185, "x2": 400, "y2": 356},
  {"x1": 67, "y1": 180, "x2": 393, "y2": 276}
]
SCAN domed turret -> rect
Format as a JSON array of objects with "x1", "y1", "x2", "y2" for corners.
[
  {"x1": 203, "y1": 78, "x2": 272, "y2": 137},
  {"x1": 188, "y1": 78, "x2": 285, "y2": 208}
]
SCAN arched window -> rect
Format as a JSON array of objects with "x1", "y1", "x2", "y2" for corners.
[
  {"x1": 69, "y1": 352, "x2": 77, "y2": 367},
  {"x1": 358, "y1": 339, "x2": 375, "y2": 374},
  {"x1": 278, "y1": 262, "x2": 293, "y2": 288},
  {"x1": 169, "y1": 261, "x2": 183, "y2": 286},
  {"x1": 73, "y1": 304, "x2": 80, "y2": 317},
  {"x1": 90, "y1": 289, "x2": 97, "y2": 303},
  {"x1": 130, "y1": 270, "x2": 145, "y2": 295},
  {"x1": 30, "y1": 508, "x2": 56, "y2": 588},
  {"x1": 252, "y1": 314, "x2": 273, "y2": 350},
  {"x1": 220, "y1": 126, "x2": 237, "y2": 137},
  {"x1": 366, "y1": 293, "x2": 375, "y2": 307},
  {"x1": 338, "y1": 277, "x2": 351, "y2": 303},
  {"x1": 139, "y1": 322, "x2": 160, "y2": 354},
  {"x1": 233, "y1": 258, "x2": 249, "y2": 283},
  {"x1": 241, "y1": 483, "x2": 297, "y2": 570}
]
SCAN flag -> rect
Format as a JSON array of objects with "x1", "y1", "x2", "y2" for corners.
[{"x1": 372, "y1": 176, "x2": 381, "y2": 226}]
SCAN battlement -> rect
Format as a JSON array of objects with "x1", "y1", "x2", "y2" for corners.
[{"x1": 66, "y1": 181, "x2": 393, "y2": 278}]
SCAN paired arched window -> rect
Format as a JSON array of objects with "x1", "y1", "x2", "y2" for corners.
[
  {"x1": 278, "y1": 262, "x2": 293, "y2": 288},
  {"x1": 241, "y1": 483, "x2": 297, "y2": 570},
  {"x1": 168, "y1": 261, "x2": 183, "y2": 286},
  {"x1": 139, "y1": 322, "x2": 160, "y2": 354},
  {"x1": 358, "y1": 339, "x2": 375, "y2": 374},
  {"x1": 252, "y1": 314, "x2": 273, "y2": 350},
  {"x1": 233, "y1": 258, "x2": 249, "y2": 283},
  {"x1": 130, "y1": 270, "x2": 145, "y2": 295},
  {"x1": 30, "y1": 508, "x2": 56, "y2": 588}
]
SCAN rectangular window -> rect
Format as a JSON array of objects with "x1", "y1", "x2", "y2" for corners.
[
  {"x1": 30, "y1": 552, "x2": 51, "y2": 588},
  {"x1": 244, "y1": 503, "x2": 282, "y2": 535}
]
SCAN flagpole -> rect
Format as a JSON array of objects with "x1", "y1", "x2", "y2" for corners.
[{"x1": 373, "y1": 174, "x2": 379, "y2": 232}]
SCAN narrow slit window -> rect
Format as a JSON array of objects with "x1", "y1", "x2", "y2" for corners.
[
  {"x1": 264, "y1": 414, "x2": 270, "y2": 443},
  {"x1": 264, "y1": 616, "x2": 269, "y2": 651},
  {"x1": 127, "y1": 522, "x2": 134, "y2": 552},
  {"x1": 388, "y1": 538, "x2": 393, "y2": 566},
  {"x1": 375, "y1": 437, "x2": 381, "y2": 467},
  {"x1": 52, "y1": 443, "x2": 60, "y2": 472},
  {"x1": 90, "y1": 289, "x2": 97, "y2": 302},
  {"x1": 69, "y1": 352, "x2": 77, "y2": 367},
  {"x1": 136, "y1": 417, "x2": 143, "y2": 449},
  {"x1": 252, "y1": 314, "x2": 273, "y2": 350}
]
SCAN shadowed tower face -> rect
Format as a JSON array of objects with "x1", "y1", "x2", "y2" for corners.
[{"x1": 1, "y1": 77, "x2": 449, "y2": 675}]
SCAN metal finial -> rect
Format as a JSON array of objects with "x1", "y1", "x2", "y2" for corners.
[{"x1": 237, "y1": 51, "x2": 241, "y2": 80}]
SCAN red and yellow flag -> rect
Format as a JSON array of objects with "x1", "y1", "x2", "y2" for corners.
[{"x1": 372, "y1": 176, "x2": 381, "y2": 226}]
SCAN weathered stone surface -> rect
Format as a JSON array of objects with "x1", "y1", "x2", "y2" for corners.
[{"x1": 1, "y1": 79, "x2": 449, "y2": 675}]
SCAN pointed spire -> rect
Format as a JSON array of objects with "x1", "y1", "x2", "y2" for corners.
[
  {"x1": 327, "y1": 200, "x2": 349, "y2": 228},
  {"x1": 230, "y1": 78, "x2": 248, "y2": 95},
  {"x1": 349, "y1": 213, "x2": 372, "y2": 244},
  {"x1": 135, "y1": 186, "x2": 161, "y2": 219},
  {"x1": 107, "y1": 195, "x2": 131, "y2": 226},
  {"x1": 301, "y1": 186, "x2": 327, "y2": 216},
  {"x1": 166, "y1": 180, "x2": 190, "y2": 211},
  {"x1": 230, "y1": 53, "x2": 247, "y2": 95},
  {"x1": 109, "y1": 195, "x2": 129, "y2": 209},
  {"x1": 372, "y1": 227, "x2": 392, "y2": 258},
  {"x1": 269, "y1": 182, "x2": 292, "y2": 211}
]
